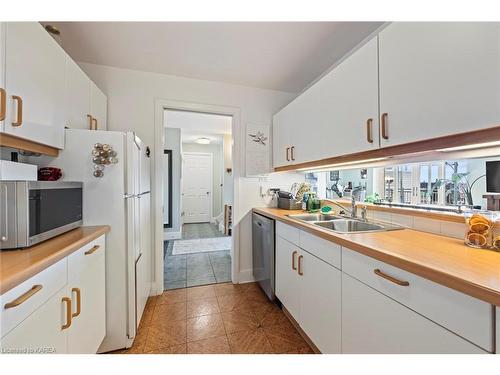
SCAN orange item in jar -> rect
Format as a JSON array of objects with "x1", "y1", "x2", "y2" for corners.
[{"x1": 467, "y1": 232, "x2": 488, "y2": 247}]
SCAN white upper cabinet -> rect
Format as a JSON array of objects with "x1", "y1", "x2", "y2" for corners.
[
  {"x1": 65, "y1": 58, "x2": 91, "y2": 130},
  {"x1": 300, "y1": 37, "x2": 380, "y2": 161},
  {"x1": 90, "y1": 81, "x2": 107, "y2": 130},
  {"x1": 0, "y1": 23, "x2": 5, "y2": 133},
  {"x1": 378, "y1": 22, "x2": 500, "y2": 146},
  {"x1": 4, "y1": 22, "x2": 66, "y2": 148}
]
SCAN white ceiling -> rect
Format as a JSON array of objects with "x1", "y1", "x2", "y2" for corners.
[
  {"x1": 165, "y1": 110, "x2": 231, "y2": 144},
  {"x1": 47, "y1": 22, "x2": 383, "y2": 93}
]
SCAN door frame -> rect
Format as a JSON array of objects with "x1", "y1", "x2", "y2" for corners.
[
  {"x1": 181, "y1": 152, "x2": 213, "y2": 224},
  {"x1": 153, "y1": 99, "x2": 240, "y2": 294},
  {"x1": 163, "y1": 150, "x2": 173, "y2": 229}
]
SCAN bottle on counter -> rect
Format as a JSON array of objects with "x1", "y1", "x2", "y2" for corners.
[{"x1": 302, "y1": 193, "x2": 309, "y2": 211}]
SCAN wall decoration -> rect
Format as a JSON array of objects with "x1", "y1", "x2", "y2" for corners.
[
  {"x1": 360, "y1": 168, "x2": 368, "y2": 180},
  {"x1": 246, "y1": 123, "x2": 270, "y2": 176},
  {"x1": 92, "y1": 143, "x2": 118, "y2": 177},
  {"x1": 330, "y1": 170, "x2": 340, "y2": 181}
]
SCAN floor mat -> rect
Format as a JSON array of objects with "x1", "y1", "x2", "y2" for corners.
[{"x1": 172, "y1": 237, "x2": 232, "y2": 255}]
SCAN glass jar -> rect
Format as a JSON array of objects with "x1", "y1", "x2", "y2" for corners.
[
  {"x1": 492, "y1": 213, "x2": 500, "y2": 252},
  {"x1": 464, "y1": 210, "x2": 494, "y2": 249}
]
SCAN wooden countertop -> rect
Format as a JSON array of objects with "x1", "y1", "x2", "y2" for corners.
[
  {"x1": 254, "y1": 207, "x2": 500, "y2": 306},
  {"x1": 0, "y1": 226, "x2": 110, "y2": 295}
]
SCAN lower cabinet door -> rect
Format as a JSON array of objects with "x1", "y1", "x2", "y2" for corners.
[
  {"x1": 0, "y1": 287, "x2": 68, "y2": 354},
  {"x1": 67, "y1": 237, "x2": 106, "y2": 353},
  {"x1": 275, "y1": 236, "x2": 301, "y2": 321},
  {"x1": 341, "y1": 273, "x2": 486, "y2": 354},
  {"x1": 299, "y1": 251, "x2": 341, "y2": 353}
]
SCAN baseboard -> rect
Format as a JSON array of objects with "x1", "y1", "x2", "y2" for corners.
[
  {"x1": 237, "y1": 269, "x2": 255, "y2": 283},
  {"x1": 163, "y1": 231, "x2": 181, "y2": 240}
]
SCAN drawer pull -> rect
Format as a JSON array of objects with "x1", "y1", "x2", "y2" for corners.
[
  {"x1": 85, "y1": 245, "x2": 100, "y2": 255},
  {"x1": 11, "y1": 95, "x2": 23, "y2": 127},
  {"x1": 4, "y1": 285, "x2": 43, "y2": 309},
  {"x1": 381, "y1": 113, "x2": 389, "y2": 140},
  {"x1": 292, "y1": 250, "x2": 298, "y2": 270},
  {"x1": 0, "y1": 88, "x2": 6, "y2": 121},
  {"x1": 374, "y1": 269, "x2": 409, "y2": 286},
  {"x1": 298, "y1": 255, "x2": 304, "y2": 276},
  {"x1": 72, "y1": 288, "x2": 81, "y2": 318},
  {"x1": 62, "y1": 297, "x2": 72, "y2": 330},
  {"x1": 87, "y1": 114, "x2": 94, "y2": 130},
  {"x1": 366, "y1": 118, "x2": 374, "y2": 143}
]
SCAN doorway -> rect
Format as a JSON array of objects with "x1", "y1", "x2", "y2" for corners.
[
  {"x1": 162, "y1": 109, "x2": 234, "y2": 290},
  {"x1": 182, "y1": 152, "x2": 213, "y2": 223}
]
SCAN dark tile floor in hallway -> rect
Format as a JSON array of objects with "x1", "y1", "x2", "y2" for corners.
[
  {"x1": 164, "y1": 223, "x2": 231, "y2": 290},
  {"x1": 113, "y1": 283, "x2": 315, "y2": 354}
]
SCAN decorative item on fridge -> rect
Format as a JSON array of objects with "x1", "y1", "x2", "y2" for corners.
[{"x1": 92, "y1": 143, "x2": 118, "y2": 177}]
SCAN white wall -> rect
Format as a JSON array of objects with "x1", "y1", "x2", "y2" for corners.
[
  {"x1": 182, "y1": 142, "x2": 224, "y2": 218},
  {"x1": 164, "y1": 128, "x2": 181, "y2": 234},
  {"x1": 79, "y1": 62, "x2": 296, "y2": 283}
]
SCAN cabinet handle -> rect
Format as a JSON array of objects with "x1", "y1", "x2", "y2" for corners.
[
  {"x1": 4, "y1": 285, "x2": 43, "y2": 309},
  {"x1": 298, "y1": 255, "x2": 304, "y2": 276},
  {"x1": 92, "y1": 117, "x2": 98, "y2": 130},
  {"x1": 71, "y1": 288, "x2": 81, "y2": 318},
  {"x1": 366, "y1": 118, "x2": 374, "y2": 143},
  {"x1": 290, "y1": 146, "x2": 295, "y2": 161},
  {"x1": 11, "y1": 95, "x2": 23, "y2": 127},
  {"x1": 87, "y1": 114, "x2": 94, "y2": 130},
  {"x1": 62, "y1": 297, "x2": 72, "y2": 330},
  {"x1": 286, "y1": 147, "x2": 290, "y2": 161},
  {"x1": 381, "y1": 113, "x2": 389, "y2": 140},
  {"x1": 84, "y1": 245, "x2": 100, "y2": 255},
  {"x1": 374, "y1": 269, "x2": 409, "y2": 286},
  {"x1": 291, "y1": 250, "x2": 298, "y2": 270},
  {"x1": 0, "y1": 88, "x2": 6, "y2": 121}
]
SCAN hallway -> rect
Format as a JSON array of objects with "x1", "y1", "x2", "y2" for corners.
[{"x1": 164, "y1": 223, "x2": 231, "y2": 290}]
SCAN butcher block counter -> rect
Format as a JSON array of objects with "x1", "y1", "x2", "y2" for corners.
[
  {"x1": 0, "y1": 226, "x2": 110, "y2": 295},
  {"x1": 253, "y1": 207, "x2": 500, "y2": 306}
]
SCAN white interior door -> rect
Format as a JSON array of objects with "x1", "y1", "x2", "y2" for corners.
[{"x1": 182, "y1": 152, "x2": 212, "y2": 224}]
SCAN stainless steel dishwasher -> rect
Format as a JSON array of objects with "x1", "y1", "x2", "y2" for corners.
[{"x1": 252, "y1": 212, "x2": 275, "y2": 300}]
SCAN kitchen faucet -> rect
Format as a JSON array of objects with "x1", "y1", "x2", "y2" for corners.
[{"x1": 350, "y1": 186, "x2": 364, "y2": 219}]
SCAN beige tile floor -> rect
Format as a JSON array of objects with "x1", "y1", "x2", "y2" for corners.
[{"x1": 112, "y1": 282, "x2": 315, "y2": 354}]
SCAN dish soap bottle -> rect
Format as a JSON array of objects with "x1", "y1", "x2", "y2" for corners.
[{"x1": 302, "y1": 193, "x2": 309, "y2": 211}]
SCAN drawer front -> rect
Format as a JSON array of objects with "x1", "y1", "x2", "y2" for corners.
[
  {"x1": 342, "y1": 273, "x2": 486, "y2": 354},
  {"x1": 299, "y1": 230, "x2": 341, "y2": 269},
  {"x1": 276, "y1": 221, "x2": 300, "y2": 245},
  {"x1": 342, "y1": 247, "x2": 494, "y2": 352},
  {"x1": 1, "y1": 258, "x2": 67, "y2": 338},
  {"x1": 68, "y1": 235, "x2": 105, "y2": 279}
]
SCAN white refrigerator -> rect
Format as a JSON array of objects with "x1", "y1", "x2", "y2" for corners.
[{"x1": 45, "y1": 129, "x2": 152, "y2": 352}]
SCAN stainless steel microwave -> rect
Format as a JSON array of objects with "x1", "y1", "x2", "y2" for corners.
[{"x1": 0, "y1": 181, "x2": 83, "y2": 249}]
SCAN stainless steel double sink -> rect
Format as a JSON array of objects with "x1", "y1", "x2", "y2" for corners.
[{"x1": 287, "y1": 213, "x2": 403, "y2": 234}]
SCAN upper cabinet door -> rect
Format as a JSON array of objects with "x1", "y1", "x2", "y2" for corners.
[
  {"x1": 379, "y1": 22, "x2": 500, "y2": 147},
  {"x1": 65, "y1": 58, "x2": 91, "y2": 130},
  {"x1": 90, "y1": 81, "x2": 107, "y2": 130},
  {"x1": 4, "y1": 22, "x2": 66, "y2": 148},
  {"x1": 272, "y1": 108, "x2": 292, "y2": 168},
  {"x1": 301, "y1": 37, "x2": 380, "y2": 161},
  {"x1": 0, "y1": 23, "x2": 5, "y2": 132}
]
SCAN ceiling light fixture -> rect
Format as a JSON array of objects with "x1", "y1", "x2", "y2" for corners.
[{"x1": 196, "y1": 137, "x2": 211, "y2": 145}]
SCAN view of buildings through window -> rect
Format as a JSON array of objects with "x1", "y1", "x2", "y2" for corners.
[{"x1": 306, "y1": 157, "x2": 498, "y2": 210}]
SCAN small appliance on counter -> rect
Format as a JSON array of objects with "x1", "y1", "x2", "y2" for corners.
[
  {"x1": 0, "y1": 181, "x2": 83, "y2": 249},
  {"x1": 277, "y1": 190, "x2": 302, "y2": 210}
]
